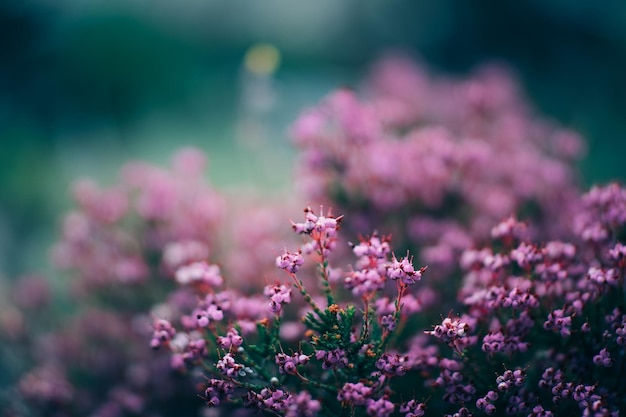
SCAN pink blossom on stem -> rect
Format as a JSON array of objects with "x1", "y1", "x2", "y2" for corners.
[
  {"x1": 276, "y1": 250, "x2": 304, "y2": 274},
  {"x1": 264, "y1": 284, "x2": 292, "y2": 313}
]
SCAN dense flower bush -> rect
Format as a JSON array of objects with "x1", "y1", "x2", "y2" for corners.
[
  {"x1": 3, "y1": 149, "x2": 228, "y2": 416},
  {"x1": 147, "y1": 187, "x2": 626, "y2": 416},
  {"x1": 291, "y1": 55, "x2": 584, "y2": 278},
  {"x1": 152, "y1": 206, "x2": 432, "y2": 416},
  {"x1": 1, "y1": 148, "x2": 300, "y2": 416},
  {"x1": 2, "y1": 56, "x2": 624, "y2": 417},
  {"x1": 52, "y1": 147, "x2": 224, "y2": 291}
]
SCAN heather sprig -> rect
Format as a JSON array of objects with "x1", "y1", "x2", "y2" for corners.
[{"x1": 152, "y1": 206, "x2": 429, "y2": 416}]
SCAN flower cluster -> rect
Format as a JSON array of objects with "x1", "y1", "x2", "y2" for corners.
[
  {"x1": 246, "y1": 388, "x2": 321, "y2": 417},
  {"x1": 291, "y1": 55, "x2": 583, "y2": 279},
  {"x1": 425, "y1": 183, "x2": 626, "y2": 415},
  {"x1": 276, "y1": 250, "x2": 305, "y2": 274},
  {"x1": 275, "y1": 352, "x2": 310, "y2": 374},
  {"x1": 425, "y1": 316, "x2": 475, "y2": 352},
  {"x1": 13, "y1": 180, "x2": 626, "y2": 416},
  {"x1": 217, "y1": 328, "x2": 244, "y2": 350},
  {"x1": 52, "y1": 147, "x2": 224, "y2": 290},
  {"x1": 150, "y1": 318, "x2": 176, "y2": 349},
  {"x1": 2, "y1": 149, "x2": 229, "y2": 417},
  {"x1": 264, "y1": 283, "x2": 292, "y2": 313},
  {"x1": 175, "y1": 261, "x2": 223, "y2": 287},
  {"x1": 315, "y1": 348, "x2": 348, "y2": 370},
  {"x1": 141, "y1": 182, "x2": 624, "y2": 414},
  {"x1": 142, "y1": 207, "x2": 434, "y2": 417},
  {"x1": 388, "y1": 254, "x2": 424, "y2": 285}
]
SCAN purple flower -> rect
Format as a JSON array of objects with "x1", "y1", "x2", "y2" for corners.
[
  {"x1": 264, "y1": 284, "x2": 292, "y2": 313},
  {"x1": 175, "y1": 261, "x2": 223, "y2": 287},
  {"x1": 337, "y1": 382, "x2": 373, "y2": 406},
  {"x1": 275, "y1": 352, "x2": 309, "y2": 375},
  {"x1": 593, "y1": 348, "x2": 613, "y2": 367},
  {"x1": 162, "y1": 240, "x2": 209, "y2": 270},
  {"x1": 315, "y1": 348, "x2": 348, "y2": 370},
  {"x1": 291, "y1": 206, "x2": 342, "y2": 237},
  {"x1": 285, "y1": 392, "x2": 321, "y2": 417},
  {"x1": 587, "y1": 266, "x2": 618, "y2": 286},
  {"x1": 366, "y1": 397, "x2": 395, "y2": 417},
  {"x1": 490, "y1": 216, "x2": 526, "y2": 241},
  {"x1": 352, "y1": 234, "x2": 391, "y2": 259},
  {"x1": 496, "y1": 369, "x2": 525, "y2": 391},
  {"x1": 376, "y1": 353, "x2": 409, "y2": 376},
  {"x1": 215, "y1": 353, "x2": 251, "y2": 378},
  {"x1": 608, "y1": 242, "x2": 626, "y2": 263},
  {"x1": 400, "y1": 400, "x2": 427, "y2": 417},
  {"x1": 257, "y1": 388, "x2": 290, "y2": 413},
  {"x1": 380, "y1": 314, "x2": 396, "y2": 331},
  {"x1": 276, "y1": 250, "x2": 305, "y2": 274},
  {"x1": 150, "y1": 318, "x2": 176, "y2": 349},
  {"x1": 510, "y1": 242, "x2": 542, "y2": 269},
  {"x1": 204, "y1": 379, "x2": 234, "y2": 407},
  {"x1": 217, "y1": 328, "x2": 243, "y2": 350},
  {"x1": 195, "y1": 303, "x2": 224, "y2": 327},
  {"x1": 180, "y1": 338, "x2": 208, "y2": 363},
  {"x1": 344, "y1": 268, "x2": 385, "y2": 297},
  {"x1": 543, "y1": 309, "x2": 572, "y2": 337},
  {"x1": 387, "y1": 254, "x2": 424, "y2": 285},
  {"x1": 426, "y1": 316, "x2": 475, "y2": 351}
]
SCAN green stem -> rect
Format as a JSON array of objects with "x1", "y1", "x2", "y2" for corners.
[
  {"x1": 317, "y1": 239, "x2": 335, "y2": 306},
  {"x1": 297, "y1": 371, "x2": 338, "y2": 393},
  {"x1": 240, "y1": 347, "x2": 274, "y2": 382},
  {"x1": 290, "y1": 273, "x2": 325, "y2": 317}
]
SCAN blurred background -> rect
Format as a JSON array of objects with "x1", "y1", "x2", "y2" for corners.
[{"x1": 2, "y1": 0, "x2": 626, "y2": 277}]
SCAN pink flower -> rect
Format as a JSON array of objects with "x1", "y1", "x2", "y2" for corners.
[
  {"x1": 264, "y1": 284, "x2": 292, "y2": 313},
  {"x1": 276, "y1": 250, "x2": 304, "y2": 274},
  {"x1": 387, "y1": 254, "x2": 424, "y2": 285},
  {"x1": 175, "y1": 262, "x2": 223, "y2": 287}
]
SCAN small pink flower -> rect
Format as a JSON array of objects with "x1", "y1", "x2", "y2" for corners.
[
  {"x1": 217, "y1": 328, "x2": 243, "y2": 350},
  {"x1": 175, "y1": 262, "x2": 223, "y2": 287},
  {"x1": 276, "y1": 250, "x2": 304, "y2": 274},
  {"x1": 264, "y1": 284, "x2": 292, "y2": 313}
]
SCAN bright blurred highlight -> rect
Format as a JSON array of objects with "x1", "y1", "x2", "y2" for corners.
[{"x1": 244, "y1": 43, "x2": 281, "y2": 76}]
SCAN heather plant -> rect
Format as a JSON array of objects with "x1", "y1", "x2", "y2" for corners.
[
  {"x1": 291, "y1": 55, "x2": 584, "y2": 279},
  {"x1": 2, "y1": 146, "x2": 305, "y2": 416},
  {"x1": 152, "y1": 184, "x2": 626, "y2": 416},
  {"x1": 4, "y1": 148, "x2": 228, "y2": 416},
  {"x1": 52, "y1": 147, "x2": 224, "y2": 293},
  {"x1": 422, "y1": 183, "x2": 626, "y2": 416},
  {"x1": 151, "y1": 206, "x2": 431, "y2": 416}
]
